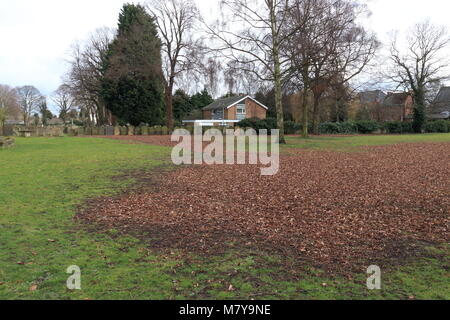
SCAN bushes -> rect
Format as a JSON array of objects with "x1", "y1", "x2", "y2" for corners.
[
  {"x1": 319, "y1": 122, "x2": 358, "y2": 135},
  {"x1": 320, "y1": 122, "x2": 342, "y2": 134},
  {"x1": 384, "y1": 121, "x2": 414, "y2": 134},
  {"x1": 238, "y1": 118, "x2": 309, "y2": 135},
  {"x1": 319, "y1": 121, "x2": 380, "y2": 135},
  {"x1": 355, "y1": 120, "x2": 381, "y2": 134},
  {"x1": 425, "y1": 120, "x2": 449, "y2": 133},
  {"x1": 238, "y1": 118, "x2": 450, "y2": 135},
  {"x1": 237, "y1": 117, "x2": 277, "y2": 132},
  {"x1": 284, "y1": 121, "x2": 303, "y2": 134}
]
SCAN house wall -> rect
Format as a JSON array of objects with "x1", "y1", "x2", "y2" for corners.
[
  {"x1": 203, "y1": 98, "x2": 267, "y2": 121},
  {"x1": 245, "y1": 99, "x2": 267, "y2": 119},
  {"x1": 404, "y1": 96, "x2": 414, "y2": 118},
  {"x1": 202, "y1": 110, "x2": 212, "y2": 120},
  {"x1": 224, "y1": 98, "x2": 267, "y2": 120},
  {"x1": 225, "y1": 106, "x2": 236, "y2": 120}
]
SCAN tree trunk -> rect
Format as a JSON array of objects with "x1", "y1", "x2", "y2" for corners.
[
  {"x1": 412, "y1": 87, "x2": 426, "y2": 133},
  {"x1": 270, "y1": 12, "x2": 285, "y2": 144},
  {"x1": 312, "y1": 95, "x2": 321, "y2": 135},
  {"x1": 301, "y1": 87, "x2": 309, "y2": 138},
  {"x1": 165, "y1": 82, "x2": 174, "y2": 132}
]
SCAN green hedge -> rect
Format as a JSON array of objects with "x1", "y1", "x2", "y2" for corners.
[
  {"x1": 425, "y1": 120, "x2": 449, "y2": 133},
  {"x1": 237, "y1": 118, "x2": 278, "y2": 132},
  {"x1": 384, "y1": 121, "x2": 414, "y2": 134},
  {"x1": 284, "y1": 121, "x2": 304, "y2": 134},
  {"x1": 319, "y1": 121, "x2": 380, "y2": 134},
  {"x1": 355, "y1": 120, "x2": 381, "y2": 134},
  {"x1": 238, "y1": 119, "x2": 450, "y2": 135}
]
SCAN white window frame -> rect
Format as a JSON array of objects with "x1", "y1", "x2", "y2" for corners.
[{"x1": 236, "y1": 103, "x2": 246, "y2": 120}]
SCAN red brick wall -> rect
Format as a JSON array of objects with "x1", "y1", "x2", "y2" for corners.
[
  {"x1": 205, "y1": 98, "x2": 267, "y2": 121},
  {"x1": 203, "y1": 110, "x2": 212, "y2": 120},
  {"x1": 245, "y1": 99, "x2": 267, "y2": 119}
]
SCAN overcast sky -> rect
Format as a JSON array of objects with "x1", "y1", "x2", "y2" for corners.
[{"x1": 1, "y1": 0, "x2": 449, "y2": 111}]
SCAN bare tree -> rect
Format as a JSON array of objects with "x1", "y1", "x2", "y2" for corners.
[
  {"x1": 147, "y1": 0, "x2": 202, "y2": 131},
  {"x1": 203, "y1": 57, "x2": 222, "y2": 97},
  {"x1": 388, "y1": 20, "x2": 450, "y2": 132},
  {"x1": 285, "y1": 0, "x2": 378, "y2": 136},
  {"x1": 0, "y1": 84, "x2": 21, "y2": 124},
  {"x1": 205, "y1": 0, "x2": 301, "y2": 143},
  {"x1": 16, "y1": 86, "x2": 43, "y2": 126},
  {"x1": 52, "y1": 84, "x2": 75, "y2": 123},
  {"x1": 65, "y1": 28, "x2": 114, "y2": 125},
  {"x1": 224, "y1": 60, "x2": 260, "y2": 95}
]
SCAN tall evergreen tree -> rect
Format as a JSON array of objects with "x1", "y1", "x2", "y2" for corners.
[
  {"x1": 101, "y1": 4, "x2": 165, "y2": 126},
  {"x1": 172, "y1": 89, "x2": 193, "y2": 121},
  {"x1": 190, "y1": 89, "x2": 214, "y2": 109}
]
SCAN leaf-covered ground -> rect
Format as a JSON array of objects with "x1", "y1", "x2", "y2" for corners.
[
  {"x1": 79, "y1": 139, "x2": 449, "y2": 274},
  {"x1": 2, "y1": 135, "x2": 449, "y2": 299}
]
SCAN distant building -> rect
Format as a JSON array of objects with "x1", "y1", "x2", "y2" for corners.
[
  {"x1": 356, "y1": 90, "x2": 413, "y2": 122},
  {"x1": 358, "y1": 90, "x2": 386, "y2": 105},
  {"x1": 428, "y1": 87, "x2": 450, "y2": 120},
  {"x1": 380, "y1": 92, "x2": 414, "y2": 122},
  {"x1": 183, "y1": 95, "x2": 268, "y2": 127}
]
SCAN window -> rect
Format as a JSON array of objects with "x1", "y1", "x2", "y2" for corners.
[
  {"x1": 212, "y1": 109, "x2": 224, "y2": 120},
  {"x1": 236, "y1": 104, "x2": 246, "y2": 120}
]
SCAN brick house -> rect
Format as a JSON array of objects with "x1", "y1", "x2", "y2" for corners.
[
  {"x1": 379, "y1": 92, "x2": 414, "y2": 122},
  {"x1": 428, "y1": 87, "x2": 450, "y2": 120},
  {"x1": 357, "y1": 90, "x2": 414, "y2": 122},
  {"x1": 184, "y1": 95, "x2": 268, "y2": 126}
]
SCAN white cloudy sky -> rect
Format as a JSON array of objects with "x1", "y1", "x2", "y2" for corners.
[{"x1": 0, "y1": 0, "x2": 449, "y2": 111}]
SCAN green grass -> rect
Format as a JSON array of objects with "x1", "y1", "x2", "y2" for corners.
[
  {"x1": 285, "y1": 133, "x2": 450, "y2": 151},
  {"x1": 0, "y1": 136, "x2": 449, "y2": 300}
]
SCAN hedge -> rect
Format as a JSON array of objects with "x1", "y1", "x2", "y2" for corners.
[
  {"x1": 238, "y1": 119, "x2": 450, "y2": 135},
  {"x1": 425, "y1": 120, "x2": 449, "y2": 133},
  {"x1": 384, "y1": 121, "x2": 414, "y2": 134},
  {"x1": 319, "y1": 121, "x2": 381, "y2": 134}
]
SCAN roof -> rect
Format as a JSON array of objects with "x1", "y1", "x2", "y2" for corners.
[
  {"x1": 432, "y1": 87, "x2": 450, "y2": 104},
  {"x1": 383, "y1": 92, "x2": 410, "y2": 106},
  {"x1": 358, "y1": 90, "x2": 386, "y2": 104},
  {"x1": 428, "y1": 87, "x2": 450, "y2": 119},
  {"x1": 202, "y1": 95, "x2": 268, "y2": 111}
]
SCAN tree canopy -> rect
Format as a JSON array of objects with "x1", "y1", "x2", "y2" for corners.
[{"x1": 101, "y1": 4, "x2": 165, "y2": 126}]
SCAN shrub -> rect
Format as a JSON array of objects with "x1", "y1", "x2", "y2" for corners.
[
  {"x1": 384, "y1": 121, "x2": 414, "y2": 134},
  {"x1": 425, "y1": 120, "x2": 449, "y2": 133},
  {"x1": 318, "y1": 122, "x2": 358, "y2": 135},
  {"x1": 320, "y1": 122, "x2": 341, "y2": 134},
  {"x1": 237, "y1": 117, "x2": 277, "y2": 133},
  {"x1": 355, "y1": 120, "x2": 381, "y2": 134},
  {"x1": 284, "y1": 121, "x2": 303, "y2": 134},
  {"x1": 339, "y1": 122, "x2": 359, "y2": 134}
]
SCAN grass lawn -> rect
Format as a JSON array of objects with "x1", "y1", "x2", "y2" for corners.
[{"x1": 0, "y1": 135, "x2": 449, "y2": 300}]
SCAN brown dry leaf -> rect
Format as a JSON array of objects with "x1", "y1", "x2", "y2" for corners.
[{"x1": 77, "y1": 140, "x2": 450, "y2": 273}]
